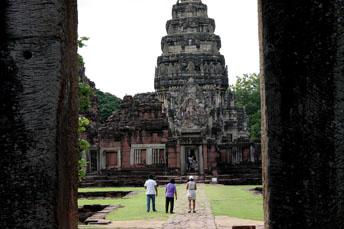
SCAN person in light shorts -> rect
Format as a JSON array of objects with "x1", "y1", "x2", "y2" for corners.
[{"x1": 186, "y1": 176, "x2": 197, "y2": 213}]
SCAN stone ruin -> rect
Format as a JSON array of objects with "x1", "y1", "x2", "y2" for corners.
[
  {"x1": 2, "y1": 0, "x2": 344, "y2": 227},
  {"x1": 82, "y1": 0, "x2": 262, "y2": 186}
]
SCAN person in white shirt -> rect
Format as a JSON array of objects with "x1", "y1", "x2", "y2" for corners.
[{"x1": 144, "y1": 175, "x2": 158, "y2": 212}]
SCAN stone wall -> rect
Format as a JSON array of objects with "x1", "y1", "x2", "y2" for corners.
[
  {"x1": 259, "y1": 0, "x2": 344, "y2": 228},
  {"x1": 0, "y1": 0, "x2": 78, "y2": 228},
  {"x1": 99, "y1": 93, "x2": 170, "y2": 170}
]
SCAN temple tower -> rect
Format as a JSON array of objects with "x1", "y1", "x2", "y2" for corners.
[
  {"x1": 155, "y1": 0, "x2": 246, "y2": 142},
  {"x1": 96, "y1": 0, "x2": 251, "y2": 177}
]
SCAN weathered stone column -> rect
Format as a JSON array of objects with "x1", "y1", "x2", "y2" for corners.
[
  {"x1": 118, "y1": 149, "x2": 122, "y2": 169},
  {"x1": 0, "y1": 0, "x2": 78, "y2": 228},
  {"x1": 181, "y1": 146, "x2": 186, "y2": 175},
  {"x1": 146, "y1": 148, "x2": 153, "y2": 165},
  {"x1": 259, "y1": 0, "x2": 344, "y2": 228},
  {"x1": 198, "y1": 145, "x2": 204, "y2": 175}
]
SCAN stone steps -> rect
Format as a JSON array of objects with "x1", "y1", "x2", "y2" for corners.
[
  {"x1": 80, "y1": 173, "x2": 262, "y2": 187},
  {"x1": 80, "y1": 164, "x2": 262, "y2": 187}
]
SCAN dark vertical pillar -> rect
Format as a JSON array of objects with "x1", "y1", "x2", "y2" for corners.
[
  {"x1": 0, "y1": 0, "x2": 78, "y2": 228},
  {"x1": 259, "y1": 0, "x2": 344, "y2": 228}
]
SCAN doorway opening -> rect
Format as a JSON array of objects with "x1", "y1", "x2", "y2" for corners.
[{"x1": 185, "y1": 146, "x2": 199, "y2": 173}]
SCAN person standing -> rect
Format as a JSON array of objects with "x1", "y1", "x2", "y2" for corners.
[
  {"x1": 187, "y1": 154, "x2": 193, "y2": 172},
  {"x1": 186, "y1": 176, "x2": 197, "y2": 213},
  {"x1": 144, "y1": 175, "x2": 158, "y2": 212},
  {"x1": 165, "y1": 179, "x2": 177, "y2": 214},
  {"x1": 192, "y1": 155, "x2": 198, "y2": 172}
]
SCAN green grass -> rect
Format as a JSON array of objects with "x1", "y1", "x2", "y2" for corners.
[
  {"x1": 79, "y1": 187, "x2": 139, "y2": 193},
  {"x1": 78, "y1": 186, "x2": 175, "y2": 221},
  {"x1": 79, "y1": 185, "x2": 263, "y2": 222},
  {"x1": 205, "y1": 185, "x2": 263, "y2": 221}
]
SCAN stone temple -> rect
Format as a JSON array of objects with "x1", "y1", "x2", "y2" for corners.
[{"x1": 85, "y1": 0, "x2": 261, "y2": 184}]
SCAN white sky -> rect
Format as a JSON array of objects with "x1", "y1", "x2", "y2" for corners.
[{"x1": 78, "y1": 0, "x2": 259, "y2": 98}]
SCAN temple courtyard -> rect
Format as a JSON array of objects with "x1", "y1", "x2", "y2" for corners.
[{"x1": 78, "y1": 184, "x2": 263, "y2": 229}]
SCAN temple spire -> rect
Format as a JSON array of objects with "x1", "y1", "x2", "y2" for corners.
[
  {"x1": 180, "y1": 0, "x2": 202, "y2": 2},
  {"x1": 156, "y1": 0, "x2": 226, "y2": 91}
]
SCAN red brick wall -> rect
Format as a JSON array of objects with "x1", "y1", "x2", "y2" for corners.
[
  {"x1": 168, "y1": 146, "x2": 178, "y2": 168},
  {"x1": 100, "y1": 139, "x2": 120, "y2": 148},
  {"x1": 121, "y1": 136, "x2": 131, "y2": 168},
  {"x1": 207, "y1": 145, "x2": 217, "y2": 169}
]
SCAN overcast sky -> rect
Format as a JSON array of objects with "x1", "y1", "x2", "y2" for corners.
[{"x1": 78, "y1": 0, "x2": 259, "y2": 98}]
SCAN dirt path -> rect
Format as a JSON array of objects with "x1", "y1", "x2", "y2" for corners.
[{"x1": 162, "y1": 184, "x2": 217, "y2": 229}]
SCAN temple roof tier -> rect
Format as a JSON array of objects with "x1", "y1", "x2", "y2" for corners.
[
  {"x1": 154, "y1": 77, "x2": 229, "y2": 91},
  {"x1": 161, "y1": 33, "x2": 222, "y2": 53},
  {"x1": 157, "y1": 53, "x2": 226, "y2": 65},
  {"x1": 172, "y1": 1, "x2": 208, "y2": 19},
  {"x1": 166, "y1": 17, "x2": 215, "y2": 35}
]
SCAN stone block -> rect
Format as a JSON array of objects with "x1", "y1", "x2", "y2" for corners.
[{"x1": 232, "y1": 226, "x2": 255, "y2": 229}]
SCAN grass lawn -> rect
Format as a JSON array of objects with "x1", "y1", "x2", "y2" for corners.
[
  {"x1": 78, "y1": 186, "x2": 178, "y2": 221},
  {"x1": 79, "y1": 185, "x2": 263, "y2": 222},
  {"x1": 205, "y1": 185, "x2": 263, "y2": 221}
]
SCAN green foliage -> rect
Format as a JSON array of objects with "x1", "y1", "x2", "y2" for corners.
[
  {"x1": 78, "y1": 158, "x2": 88, "y2": 181},
  {"x1": 79, "y1": 139, "x2": 90, "y2": 152},
  {"x1": 79, "y1": 82, "x2": 94, "y2": 113},
  {"x1": 205, "y1": 185, "x2": 263, "y2": 221},
  {"x1": 78, "y1": 36, "x2": 90, "y2": 49},
  {"x1": 231, "y1": 73, "x2": 261, "y2": 141},
  {"x1": 78, "y1": 116, "x2": 90, "y2": 180},
  {"x1": 96, "y1": 89, "x2": 121, "y2": 122},
  {"x1": 78, "y1": 116, "x2": 91, "y2": 133},
  {"x1": 77, "y1": 37, "x2": 89, "y2": 67},
  {"x1": 78, "y1": 54, "x2": 85, "y2": 67},
  {"x1": 77, "y1": 36, "x2": 92, "y2": 180}
]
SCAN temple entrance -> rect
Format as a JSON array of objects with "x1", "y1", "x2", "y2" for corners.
[
  {"x1": 88, "y1": 150, "x2": 98, "y2": 173},
  {"x1": 181, "y1": 145, "x2": 204, "y2": 175},
  {"x1": 185, "y1": 147, "x2": 199, "y2": 173}
]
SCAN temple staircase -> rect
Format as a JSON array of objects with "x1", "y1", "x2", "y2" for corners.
[{"x1": 79, "y1": 167, "x2": 176, "y2": 187}]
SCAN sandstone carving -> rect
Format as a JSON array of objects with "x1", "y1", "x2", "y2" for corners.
[{"x1": 95, "y1": 0, "x2": 253, "y2": 178}]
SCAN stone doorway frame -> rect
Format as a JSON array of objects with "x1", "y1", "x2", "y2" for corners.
[
  {"x1": 180, "y1": 145, "x2": 204, "y2": 175},
  {"x1": 100, "y1": 147, "x2": 122, "y2": 170},
  {"x1": 1, "y1": 0, "x2": 344, "y2": 228}
]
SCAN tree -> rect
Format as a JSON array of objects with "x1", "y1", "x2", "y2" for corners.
[
  {"x1": 78, "y1": 36, "x2": 89, "y2": 48},
  {"x1": 79, "y1": 82, "x2": 94, "y2": 113},
  {"x1": 78, "y1": 36, "x2": 91, "y2": 180},
  {"x1": 96, "y1": 89, "x2": 121, "y2": 122},
  {"x1": 78, "y1": 116, "x2": 90, "y2": 180},
  {"x1": 231, "y1": 73, "x2": 261, "y2": 141},
  {"x1": 77, "y1": 37, "x2": 89, "y2": 67}
]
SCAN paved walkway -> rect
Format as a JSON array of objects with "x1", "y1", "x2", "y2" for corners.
[{"x1": 162, "y1": 184, "x2": 217, "y2": 229}]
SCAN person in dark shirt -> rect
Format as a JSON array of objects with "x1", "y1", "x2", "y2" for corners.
[{"x1": 165, "y1": 179, "x2": 177, "y2": 214}]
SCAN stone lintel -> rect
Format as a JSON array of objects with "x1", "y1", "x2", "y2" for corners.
[{"x1": 131, "y1": 144, "x2": 166, "y2": 149}]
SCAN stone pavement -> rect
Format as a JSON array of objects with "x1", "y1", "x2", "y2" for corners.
[
  {"x1": 215, "y1": 216, "x2": 264, "y2": 229},
  {"x1": 162, "y1": 184, "x2": 217, "y2": 229}
]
